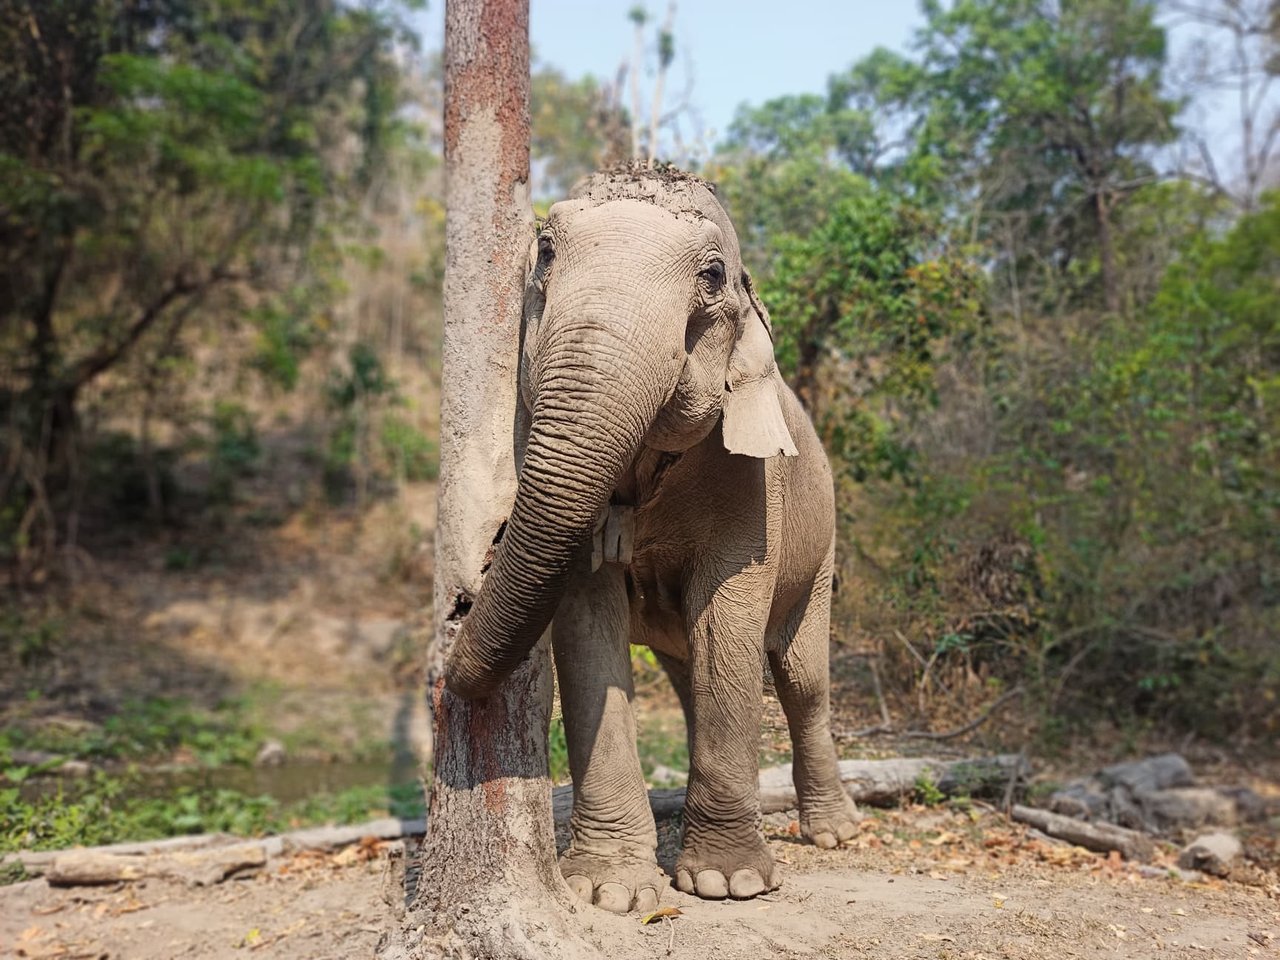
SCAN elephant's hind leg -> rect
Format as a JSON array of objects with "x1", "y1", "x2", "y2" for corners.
[
  {"x1": 767, "y1": 548, "x2": 860, "y2": 849},
  {"x1": 553, "y1": 562, "x2": 666, "y2": 914},
  {"x1": 652, "y1": 649, "x2": 693, "y2": 744}
]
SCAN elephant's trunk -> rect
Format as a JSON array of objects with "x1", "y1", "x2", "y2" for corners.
[{"x1": 444, "y1": 303, "x2": 673, "y2": 700}]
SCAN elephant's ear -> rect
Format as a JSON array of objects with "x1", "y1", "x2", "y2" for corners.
[{"x1": 722, "y1": 273, "x2": 798, "y2": 459}]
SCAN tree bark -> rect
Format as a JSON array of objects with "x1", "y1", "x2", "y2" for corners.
[
  {"x1": 381, "y1": 2, "x2": 597, "y2": 957},
  {"x1": 1092, "y1": 189, "x2": 1120, "y2": 315}
]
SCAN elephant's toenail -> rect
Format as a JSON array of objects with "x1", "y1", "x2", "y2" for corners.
[
  {"x1": 634, "y1": 887, "x2": 659, "y2": 913},
  {"x1": 675, "y1": 868, "x2": 694, "y2": 893},
  {"x1": 694, "y1": 870, "x2": 728, "y2": 899},
  {"x1": 594, "y1": 882, "x2": 631, "y2": 914},
  {"x1": 729, "y1": 869, "x2": 766, "y2": 899},
  {"x1": 565, "y1": 874, "x2": 593, "y2": 902},
  {"x1": 813, "y1": 831, "x2": 837, "y2": 849}
]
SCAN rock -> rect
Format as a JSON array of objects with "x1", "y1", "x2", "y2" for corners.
[
  {"x1": 1136, "y1": 863, "x2": 1204, "y2": 883},
  {"x1": 1177, "y1": 832, "x2": 1242, "y2": 877},
  {"x1": 1108, "y1": 784, "x2": 1150, "y2": 831},
  {"x1": 254, "y1": 739, "x2": 287, "y2": 767},
  {"x1": 1142, "y1": 787, "x2": 1237, "y2": 830},
  {"x1": 1216, "y1": 786, "x2": 1268, "y2": 823},
  {"x1": 1048, "y1": 780, "x2": 1109, "y2": 820},
  {"x1": 57, "y1": 760, "x2": 93, "y2": 778},
  {"x1": 1099, "y1": 754, "x2": 1195, "y2": 794}
]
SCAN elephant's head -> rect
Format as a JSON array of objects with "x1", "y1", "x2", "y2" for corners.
[{"x1": 444, "y1": 167, "x2": 796, "y2": 700}]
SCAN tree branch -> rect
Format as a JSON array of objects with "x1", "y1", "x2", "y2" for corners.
[{"x1": 65, "y1": 266, "x2": 249, "y2": 392}]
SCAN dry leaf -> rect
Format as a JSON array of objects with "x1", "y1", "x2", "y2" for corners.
[
  {"x1": 640, "y1": 906, "x2": 682, "y2": 924},
  {"x1": 331, "y1": 846, "x2": 360, "y2": 868}
]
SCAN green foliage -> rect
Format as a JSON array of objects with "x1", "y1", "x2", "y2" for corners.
[
  {"x1": 5, "y1": 696, "x2": 261, "y2": 768},
  {"x1": 0, "y1": 775, "x2": 426, "y2": 860},
  {"x1": 0, "y1": 0, "x2": 420, "y2": 574},
  {"x1": 380, "y1": 415, "x2": 439, "y2": 483},
  {"x1": 531, "y1": 66, "x2": 629, "y2": 199},
  {"x1": 711, "y1": 0, "x2": 1277, "y2": 742},
  {"x1": 637, "y1": 719, "x2": 688, "y2": 785},
  {"x1": 321, "y1": 342, "x2": 436, "y2": 497},
  {"x1": 901, "y1": 0, "x2": 1178, "y2": 312},
  {"x1": 208, "y1": 401, "x2": 261, "y2": 503},
  {"x1": 548, "y1": 716, "x2": 570, "y2": 784},
  {"x1": 914, "y1": 773, "x2": 946, "y2": 806},
  {"x1": 0, "y1": 611, "x2": 61, "y2": 668},
  {"x1": 763, "y1": 185, "x2": 986, "y2": 482},
  {"x1": 1005, "y1": 193, "x2": 1280, "y2": 735}
]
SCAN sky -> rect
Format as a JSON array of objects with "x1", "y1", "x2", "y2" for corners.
[{"x1": 414, "y1": 1, "x2": 925, "y2": 145}]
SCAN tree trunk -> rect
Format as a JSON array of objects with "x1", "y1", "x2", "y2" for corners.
[
  {"x1": 380, "y1": 2, "x2": 597, "y2": 957},
  {"x1": 1092, "y1": 189, "x2": 1120, "y2": 315},
  {"x1": 792, "y1": 310, "x2": 828, "y2": 418},
  {"x1": 645, "y1": 2, "x2": 676, "y2": 166}
]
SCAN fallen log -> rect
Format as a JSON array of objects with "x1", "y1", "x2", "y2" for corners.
[
  {"x1": 3, "y1": 831, "x2": 237, "y2": 876},
  {"x1": 18, "y1": 755, "x2": 1026, "y2": 885},
  {"x1": 273, "y1": 817, "x2": 426, "y2": 855},
  {"x1": 553, "y1": 755, "x2": 1027, "y2": 821},
  {"x1": 1011, "y1": 804, "x2": 1156, "y2": 861},
  {"x1": 45, "y1": 841, "x2": 267, "y2": 887}
]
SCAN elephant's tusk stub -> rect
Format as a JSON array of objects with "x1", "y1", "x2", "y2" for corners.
[{"x1": 591, "y1": 504, "x2": 636, "y2": 571}]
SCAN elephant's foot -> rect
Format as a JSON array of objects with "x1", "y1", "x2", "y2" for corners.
[
  {"x1": 799, "y1": 792, "x2": 861, "y2": 849},
  {"x1": 559, "y1": 849, "x2": 667, "y2": 915},
  {"x1": 674, "y1": 830, "x2": 780, "y2": 900}
]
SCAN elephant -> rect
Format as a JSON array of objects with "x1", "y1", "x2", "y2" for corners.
[{"x1": 444, "y1": 165, "x2": 858, "y2": 913}]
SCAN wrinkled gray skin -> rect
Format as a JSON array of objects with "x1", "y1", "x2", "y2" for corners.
[{"x1": 444, "y1": 168, "x2": 858, "y2": 912}]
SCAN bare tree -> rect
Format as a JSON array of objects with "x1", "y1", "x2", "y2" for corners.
[
  {"x1": 646, "y1": 2, "x2": 677, "y2": 165},
  {"x1": 381, "y1": 1, "x2": 593, "y2": 956},
  {"x1": 628, "y1": 5, "x2": 648, "y2": 160},
  {"x1": 1168, "y1": 0, "x2": 1280, "y2": 209}
]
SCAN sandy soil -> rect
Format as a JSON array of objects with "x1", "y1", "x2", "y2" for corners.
[{"x1": 4, "y1": 804, "x2": 1276, "y2": 960}]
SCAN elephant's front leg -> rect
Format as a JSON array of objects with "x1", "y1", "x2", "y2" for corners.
[
  {"x1": 675, "y1": 567, "x2": 780, "y2": 900},
  {"x1": 553, "y1": 560, "x2": 666, "y2": 914}
]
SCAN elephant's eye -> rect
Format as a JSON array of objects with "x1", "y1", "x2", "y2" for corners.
[{"x1": 699, "y1": 260, "x2": 725, "y2": 291}]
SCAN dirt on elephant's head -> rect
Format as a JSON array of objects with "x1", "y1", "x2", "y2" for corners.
[{"x1": 568, "y1": 161, "x2": 726, "y2": 223}]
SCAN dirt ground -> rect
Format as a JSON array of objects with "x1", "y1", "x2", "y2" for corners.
[{"x1": 3, "y1": 802, "x2": 1277, "y2": 960}]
